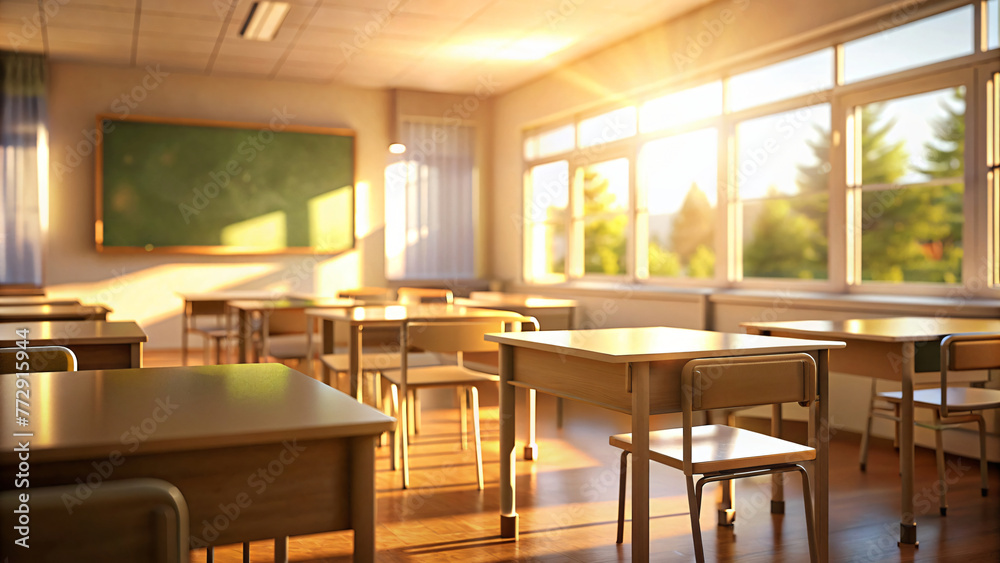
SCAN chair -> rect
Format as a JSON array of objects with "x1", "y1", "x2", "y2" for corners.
[
  {"x1": 381, "y1": 316, "x2": 538, "y2": 490},
  {"x1": 0, "y1": 478, "x2": 189, "y2": 563},
  {"x1": 859, "y1": 332, "x2": 1000, "y2": 515},
  {"x1": 181, "y1": 298, "x2": 233, "y2": 366},
  {"x1": 396, "y1": 286, "x2": 454, "y2": 304},
  {"x1": 257, "y1": 308, "x2": 320, "y2": 367},
  {"x1": 610, "y1": 353, "x2": 819, "y2": 563},
  {"x1": 0, "y1": 345, "x2": 78, "y2": 373}
]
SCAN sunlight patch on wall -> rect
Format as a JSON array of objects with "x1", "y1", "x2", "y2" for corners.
[{"x1": 221, "y1": 211, "x2": 287, "y2": 250}]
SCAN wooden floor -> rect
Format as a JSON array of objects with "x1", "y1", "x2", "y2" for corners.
[{"x1": 147, "y1": 350, "x2": 1000, "y2": 562}]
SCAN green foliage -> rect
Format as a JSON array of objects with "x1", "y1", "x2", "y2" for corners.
[
  {"x1": 582, "y1": 169, "x2": 627, "y2": 274},
  {"x1": 743, "y1": 190, "x2": 827, "y2": 279}
]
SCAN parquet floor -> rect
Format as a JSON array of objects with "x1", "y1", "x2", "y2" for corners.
[{"x1": 147, "y1": 350, "x2": 1000, "y2": 562}]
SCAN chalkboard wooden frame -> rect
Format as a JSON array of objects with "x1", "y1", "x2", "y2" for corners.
[{"x1": 94, "y1": 113, "x2": 355, "y2": 255}]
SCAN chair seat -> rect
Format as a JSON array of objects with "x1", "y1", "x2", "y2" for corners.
[
  {"x1": 610, "y1": 424, "x2": 815, "y2": 475},
  {"x1": 266, "y1": 333, "x2": 320, "y2": 359},
  {"x1": 879, "y1": 387, "x2": 1000, "y2": 411},
  {"x1": 381, "y1": 365, "x2": 499, "y2": 388},
  {"x1": 321, "y1": 351, "x2": 442, "y2": 372},
  {"x1": 190, "y1": 326, "x2": 229, "y2": 339}
]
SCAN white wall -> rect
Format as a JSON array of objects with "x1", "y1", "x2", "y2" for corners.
[{"x1": 45, "y1": 62, "x2": 391, "y2": 348}]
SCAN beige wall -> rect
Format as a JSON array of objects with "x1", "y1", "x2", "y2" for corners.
[{"x1": 45, "y1": 62, "x2": 391, "y2": 347}]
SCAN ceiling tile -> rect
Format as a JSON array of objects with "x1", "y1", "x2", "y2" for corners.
[
  {"x1": 0, "y1": 20, "x2": 44, "y2": 52},
  {"x1": 0, "y1": 2, "x2": 41, "y2": 23},
  {"x1": 137, "y1": 33, "x2": 216, "y2": 56},
  {"x1": 45, "y1": 27, "x2": 133, "y2": 48},
  {"x1": 67, "y1": 0, "x2": 137, "y2": 10},
  {"x1": 308, "y1": 5, "x2": 393, "y2": 32},
  {"x1": 274, "y1": 60, "x2": 337, "y2": 82},
  {"x1": 293, "y1": 27, "x2": 354, "y2": 50},
  {"x1": 46, "y1": 41, "x2": 132, "y2": 65},
  {"x1": 400, "y1": 0, "x2": 494, "y2": 20},
  {"x1": 211, "y1": 53, "x2": 279, "y2": 75},
  {"x1": 143, "y1": 0, "x2": 230, "y2": 19},
  {"x1": 135, "y1": 49, "x2": 211, "y2": 72},
  {"x1": 380, "y1": 12, "x2": 466, "y2": 38},
  {"x1": 217, "y1": 38, "x2": 290, "y2": 60},
  {"x1": 45, "y1": 5, "x2": 135, "y2": 33},
  {"x1": 140, "y1": 12, "x2": 226, "y2": 37},
  {"x1": 282, "y1": 46, "x2": 348, "y2": 67}
]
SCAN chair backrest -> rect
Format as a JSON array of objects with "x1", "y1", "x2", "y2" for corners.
[
  {"x1": 680, "y1": 353, "x2": 816, "y2": 475},
  {"x1": 0, "y1": 478, "x2": 189, "y2": 563},
  {"x1": 940, "y1": 332, "x2": 1000, "y2": 415},
  {"x1": 681, "y1": 353, "x2": 816, "y2": 413},
  {"x1": 0, "y1": 345, "x2": 78, "y2": 374},
  {"x1": 407, "y1": 316, "x2": 539, "y2": 356},
  {"x1": 397, "y1": 287, "x2": 454, "y2": 304},
  {"x1": 266, "y1": 308, "x2": 308, "y2": 335},
  {"x1": 337, "y1": 287, "x2": 393, "y2": 302}
]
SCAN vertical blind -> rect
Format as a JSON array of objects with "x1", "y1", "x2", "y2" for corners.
[{"x1": 385, "y1": 120, "x2": 476, "y2": 280}]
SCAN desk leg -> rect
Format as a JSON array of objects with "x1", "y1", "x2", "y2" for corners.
[
  {"x1": 131, "y1": 342, "x2": 143, "y2": 368},
  {"x1": 350, "y1": 325, "x2": 362, "y2": 402},
  {"x1": 182, "y1": 305, "x2": 189, "y2": 366},
  {"x1": 631, "y1": 362, "x2": 650, "y2": 562},
  {"x1": 306, "y1": 316, "x2": 315, "y2": 378},
  {"x1": 771, "y1": 403, "x2": 785, "y2": 515},
  {"x1": 524, "y1": 389, "x2": 538, "y2": 460},
  {"x1": 816, "y1": 349, "x2": 830, "y2": 563},
  {"x1": 499, "y1": 343, "x2": 518, "y2": 538},
  {"x1": 352, "y1": 434, "x2": 377, "y2": 563},
  {"x1": 274, "y1": 537, "x2": 288, "y2": 563},
  {"x1": 237, "y1": 310, "x2": 250, "y2": 363},
  {"x1": 899, "y1": 342, "x2": 918, "y2": 545},
  {"x1": 321, "y1": 319, "x2": 334, "y2": 387}
]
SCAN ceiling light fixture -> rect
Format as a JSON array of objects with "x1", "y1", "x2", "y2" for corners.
[{"x1": 240, "y1": 1, "x2": 290, "y2": 41}]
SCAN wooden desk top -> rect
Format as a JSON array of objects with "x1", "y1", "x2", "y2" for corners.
[
  {"x1": 307, "y1": 304, "x2": 526, "y2": 326},
  {"x1": 0, "y1": 320, "x2": 147, "y2": 345},
  {"x1": 177, "y1": 291, "x2": 279, "y2": 302},
  {"x1": 485, "y1": 326, "x2": 844, "y2": 363},
  {"x1": 0, "y1": 296, "x2": 81, "y2": 306},
  {"x1": 0, "y1": 363, "x2": 395, "y2": 464},
  {"x1": 458, "y1": 293, "x2": 578, "y2": 309},
  {"x1": 228, "y1": 297, "x2": 356, "y2": 312},
  {"x1": 0, "y1": 304, "x2": 111, "y2": 321},
  {"x1": 741, "y1": 317, "x2": 1000, "y2": 343}
]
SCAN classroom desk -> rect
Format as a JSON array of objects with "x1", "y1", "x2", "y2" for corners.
[
  {"x1": 0, "y1": 296, "x2": 81, "y2": 306},
  {"x1": 0, "y1": 320, "x2": 146, "y2": 369},
  {"x1": 307, "y1": 304, "x2": 528, "y2": 401},
  {"x1": 0, "y1": 304, "x2": 110, "y2": 322},
  {"x1": 741, "y1": 316, "x2": 1000, "y2": 547},
  {"x1": 228, "y1": 297, "x2": 356, "y2": 363},
  {"x1": 0, "y1": 363, "x2": 394, "y2": 563},
  {"x1": 485, "y1": 326, "x2": 843, "y2": 562},
  {"x1": 178, "y1": 291, "x2": 277, "y2": 365}
]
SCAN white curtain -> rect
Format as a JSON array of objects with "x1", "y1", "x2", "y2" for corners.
[
  {"x1": 385, "y1": 120, "x2": 476, "y2": 280},
  {"x1": 0, "y1": 52, "x2": 47, "y2": 285}
]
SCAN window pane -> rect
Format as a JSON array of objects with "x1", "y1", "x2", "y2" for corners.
[
  {"x1": 524, "y1": 124, "x2": 575, "y2": 160},
  {"x1": 640, "y1": 82, "x2": 722, "y2": 133},
  {"x1": 843, "y1": 6, "x2": 974, "y2": 84},
  {"x1": 857, "y1": 87, "x2": 966, "y2": 186},
  {"x1": 727, "y1": 49, "x2": 833, "y2": 112},
  {"x1": 526, "y1": 161, "x2": 569, "y2": 222},
  {"x1": 578, "y1": 107, "x2": 637, "y2": 147},
  {"x1": 742, "y1": 193, "x2": 829, "y2": 279},
  {"x1": 527, "y1": 223, "x2": 566, "y2": 277},
  {"x1": 639, "y1": 128, "x2": 717, "y2": 278},
  {"x1": 858, "y1": 86, "x2": 965, "y2": 284},
  {"x1": 988, "y1": 0, "x2": 999, "y2": 50},
  {"x1": 737, "y1": 104, "x2": 830, "y2": 280},
  {"x1": 736, "y1": 104, "x2": 831, "y2": 199},
  {"x1": 580, "y1": 158, "x2": 629, "y2": 275},
  {"x1": 860, "y1": 185, "x2": 963, "y2": 283}
]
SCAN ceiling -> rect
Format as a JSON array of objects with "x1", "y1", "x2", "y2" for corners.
[{"x1": 0, "y1": 0, "x2": 712, "y2": 93}]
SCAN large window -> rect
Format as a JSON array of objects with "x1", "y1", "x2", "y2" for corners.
[{"x1": 522, "y1": 2, "x2": 998, "y2": 294}]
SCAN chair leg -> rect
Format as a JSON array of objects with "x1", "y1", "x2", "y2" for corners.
[
  {"x1": 860, "y1": 379, "x2": 877, "y2": 471},
  {"x1": 771, "y1": 403, "x2": 784, "y2": 515},
  {"x1": 797, "y1": 466, "x2": 818, "y2": 563},
  {"x1": 402, "y1": 386, "x2": 410, "y2": 489},
  {"x1": 407, "y1": 389, "x2": 416, "y2": 437},
  {"x1": 203, "y1": 338, "x2": 211, "y2": 365},
  {"x1": 977, "y1": 415, "x2": 989, "y2": 497},
  {"x1": 389, "y1": 384, "x2": 400, "y2": 471},
  {"x1": 689, "y1": 476, "x2": 706, "y2": 563},
  {"x1": 413, "y1": 388, "x2": 422, "y2": 435},
  {"x1": 616, "y1": 450, "x2": 629, "y2": 544},
  {"x1": 471, "y1": 386, "x2": 484, "y2": 491},
  {"x1": 934, "y1": 414, "x2": 948, "y2": 516},
  {"x1": 206, "y1": 546, "x2": 213, "y2": 562},
  {"x1": 458, "y1": 387, "x2": 469, "y2": 450},
  {"x1": 892, "y1": 402, "x2": 901, "y2": 449},
  {"x1": 242, "y1": 542, "x2": 250, "y2": 562}
]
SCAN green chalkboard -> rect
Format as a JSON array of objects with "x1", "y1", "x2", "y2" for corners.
[{"x1": 96, "y1": 114, "x2": 355, "y2": 254}]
